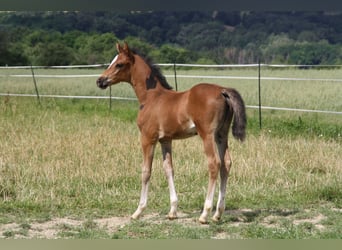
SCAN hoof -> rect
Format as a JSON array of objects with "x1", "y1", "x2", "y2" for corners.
[
  {"x1": 167, "y1": 213, "x2": 178, "y2": 220},
  {"x1": 131, "y1": 212, "x2": 141, "y2": 220},
  {"x1": 198, "y1": 216, "x2": 208, "y2": 224},
  {"x1": 212, "y1": 215, "x2": 221, "y2": 222},
  {"x1": 130, "y1": 215, "x2": 139, "y2": 220},
  {"x1": 131, "y1": 207, "x2": 145, "y2": 220}
]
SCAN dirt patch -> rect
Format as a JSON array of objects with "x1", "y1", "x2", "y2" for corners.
[
  {"x1": 145, "y1": 212, "x2": 208, "y2": 228},
  {"x1": 0, "y1": 209, "x2": 335, "y2": 239},
  {"x1": 0, "y1": 216, "x2": 130, "y2": 239},
  {"x1": 0, "y1": 211, "x2": 212, "y2": 239},
  {"x1": 95, "y1": 217, "x2": 131, "y2": 234},
  {"x1": 293, "y1": 213, "x2": 327, "y2": 231},
  {"x1": 261, "y1": 215, "x2": 281, "y2": 228}
]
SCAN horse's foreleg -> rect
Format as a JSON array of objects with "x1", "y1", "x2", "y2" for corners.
[
  {"x1": 199, "y1": 135, "x2": 220, "y2": 224},
  {"x1": 161, "y1": 141, "x2": 178, "y2": 220},
  {"x1": 131, "y1": 140, "x2": 156, "y2": 220}
]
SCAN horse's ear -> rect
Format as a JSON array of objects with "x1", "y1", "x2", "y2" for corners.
[
  {"x1": 123, "y1": 41, "x2": 129, "y2": 51},
  {"x1": 122, "y1": 41, "x2": 132, "y2": 55},
  {"x1": 122, "y1": 41, "x2": 135, "y2": 62},
  {"x1": 116, "y1": 43, "x2": 122, "y2": 53}
]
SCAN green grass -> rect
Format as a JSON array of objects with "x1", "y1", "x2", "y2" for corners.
[
  {"x1": 0, "y1": 67, "x2": 341, "y2": 239},
  {"x1": 1, "y1": 67, "x2": 341, "y2": 111}
]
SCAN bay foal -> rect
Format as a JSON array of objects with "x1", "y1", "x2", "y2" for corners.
[{"x1": 96, "y1": 42, "x2": 246, "y2": 223}]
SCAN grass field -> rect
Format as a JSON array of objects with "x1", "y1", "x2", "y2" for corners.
[
  {"x1": 0, "y1": 67, "x2": 341, "y2": 239},
  {"x1": 1, "y1": 67, "x2": 342, "y2": 111}
]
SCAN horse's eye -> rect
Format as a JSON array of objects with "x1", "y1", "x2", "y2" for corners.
[{"x1": 116, "y1": 63, "x2": 124, "y2": 68}]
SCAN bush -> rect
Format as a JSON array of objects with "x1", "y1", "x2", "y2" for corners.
[{"x1": 31, "y1": 42, "x2": 75, "y2": 66}]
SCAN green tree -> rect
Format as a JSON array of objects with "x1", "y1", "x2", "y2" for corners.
[
  {"x1": 0, "y1": 30, "x2": 11, "y2": 65},
  {"x1": 260, "y1": 34, "x2": 295, "y2": 63},
  {"x1": 289, "y1": 41, "x2": 341, "y2": 65},
  {"x1": 77, "y1": 33, "x2": 118, "y2": 64},
  {"x1": 124, "y1": 36, "x2": 154, "y2": 56},
  {"x1": 0, "y1": 30, "x2": 29, "y2": 66},
  {"x1": 151, "y1": 44, "x2": 195, "y2": 63},
  {"x1": 31, "y1": 42, "x2": 75, "y2": 66},
  {"x1": 1, "y1": 11, "x2": 342, "y2": 66}
]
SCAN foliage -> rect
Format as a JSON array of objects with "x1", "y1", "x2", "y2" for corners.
[
  {"x1": 0, "y1": 11, "x2": 342, "y2": 65},
  {"x1": 150, "y1": 44, "x2": 195, "y2": 63},
  {"x1": 0, "y1": 30, "x2": 29, "y2": 66}
]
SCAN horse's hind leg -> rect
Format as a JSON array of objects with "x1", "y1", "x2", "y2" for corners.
[
  {"x1": 213, "y1": 137, "x2": 231, "y2": 221},
  {"x1": 161, "y1": 140, "x2": 178, "y2": 220},
  {"x1": 199, "y1": 134, "x2": 221, "y2": 224},
  {"x1": 212, "y1": 102, "x2": 233, "y2": 222}
]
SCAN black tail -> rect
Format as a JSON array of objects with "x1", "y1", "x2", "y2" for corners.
[{"x1": 222, "y1": 89, "x2": 247, "y2": 141}]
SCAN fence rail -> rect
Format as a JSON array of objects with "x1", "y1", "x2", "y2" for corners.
[
  {"x1": 2, "y1": 63, "x2": 342, "y2": 69},
  {"x1": 1, "y1": 93, "x2": 341, "y2": 115},
  {"x1": 1, "y1": 63, "x2": 341, "y2": 129},
  {"x1": 2, "y1": 74, "x2": 342, "y2": 83}
]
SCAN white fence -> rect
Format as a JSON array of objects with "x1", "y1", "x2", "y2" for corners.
[{"x1": 1, "y1": 63, "x2": 341, "y2": 117}]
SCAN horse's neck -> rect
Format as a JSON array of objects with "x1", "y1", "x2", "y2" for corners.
[
  {"x1": 130, "y1": 78, "x2": 147, "y2": 104},
  {"x1": 131, "y1": 76, "x2": 168, "y2": 105},
  {"x1": 130, "y1": 58, "x2": 165, "y2": 104}
]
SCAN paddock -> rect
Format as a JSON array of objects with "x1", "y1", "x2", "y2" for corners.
[{"x1": 0, "y1": 64, "x2": 341, "y2": 238}]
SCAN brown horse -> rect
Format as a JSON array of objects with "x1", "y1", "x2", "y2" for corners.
[{"x1": 96, "y1": 42, "x2": 246, "y2": 224}]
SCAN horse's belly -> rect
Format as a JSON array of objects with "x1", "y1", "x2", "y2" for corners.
[
  {"x1": 159, "y1": 120, "x2": 197, "y2": 140},
  {"x1": 182, "y1": 121, "x2": 197, "y2": 137}
]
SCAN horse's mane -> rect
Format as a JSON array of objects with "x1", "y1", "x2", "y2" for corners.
[{"x1": 131, "y1": 49, "x2": 173, "y2": 90}]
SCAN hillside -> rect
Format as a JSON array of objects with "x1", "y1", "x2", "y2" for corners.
[{"x1": 0, "y1": 11, "x2": 342, "y2": 65}]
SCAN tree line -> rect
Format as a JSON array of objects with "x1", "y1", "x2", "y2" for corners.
[{"x1": 0, "y1": 11, "x2": 341, "y2": 66}]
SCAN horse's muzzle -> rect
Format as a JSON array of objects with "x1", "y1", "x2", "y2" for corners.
[{"x1": 96, "y1": 77, "x2": 109, "y2": 89}]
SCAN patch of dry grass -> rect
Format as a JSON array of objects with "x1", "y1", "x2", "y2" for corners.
[
  {"x1": 1, "y1": 67, "x2": 341, "y2": 238},
  {"x1": 1, "y1": 98, "x2": 341, "y2": 222}
]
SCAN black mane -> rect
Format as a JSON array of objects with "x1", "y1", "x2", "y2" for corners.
[{"x1": 131, "y1": 49, "x2": 173, "y2": 90}]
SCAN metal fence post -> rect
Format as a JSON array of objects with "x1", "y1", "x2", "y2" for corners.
[
  {"x1": 109, "y1": 85, "x2": 112, "y2": 110},
  {"x1": 30, "y1": 65, "x2": 41, "y2": 106},
  {"x1": 173, "y1": 63, "x2": 178, "y2": 91},
  {"x1": 258, "y1": 59, "x2": 262, "y2": 129}
]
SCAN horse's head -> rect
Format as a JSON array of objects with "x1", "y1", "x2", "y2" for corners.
[{"x1": 96, "y1": 42, "x2": 135, "y2": 89}]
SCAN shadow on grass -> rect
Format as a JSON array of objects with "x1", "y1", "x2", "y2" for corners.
[{"x1": 221, "y1": 208, "x2": 299, "y2": 224}]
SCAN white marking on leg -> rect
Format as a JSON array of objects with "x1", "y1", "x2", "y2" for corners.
[
  {"x1": 165, "y1": 164, "x2": 178, "y2": 219},
  {"x1": 161, "y1": 143, "x2": 178, "y2": 219},
  {"x1": 199, "y1": 137, "x2": 220, "y2": 224},
  {"x1": 131, "y1": 142, "x2": 155, "y2": 220},
  {"x1": 213, "y1": 147, "x2": 231, "y2": 221},
  {"x1": 213, "y1": 177, "x2": 227, "y2": 221},
  {"x1": 166, "y1": 175, "x2": 178, "y2": 218},
  {"x1": 131, "y1": 181, "x2": 149, "y2": 219},
  {"x1": 199, "y1": 182, "x2": 216, "y2": 223}
]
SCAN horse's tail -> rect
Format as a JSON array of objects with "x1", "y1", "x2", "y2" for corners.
[{"x1": 222, "y1": 88, "x2": 247, "y2": 141}]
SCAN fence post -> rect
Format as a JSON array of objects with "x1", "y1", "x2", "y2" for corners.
[
  {"x1": 109, "y1": 85, "x2": 112, "y2": 110},
  {"x1": 173, "y1": 63, "x2": 178, "y2": 91},
  {"x1": 258, "y1": 59, "x2": 262, "y2": 129},
  {"x1": 30, "y1": 65, "x2": 41, "y2": 106}
]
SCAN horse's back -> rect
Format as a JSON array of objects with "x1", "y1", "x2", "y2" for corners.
[
  {"x1": 187, "y1": 83, "x2": 228, "y2": 112},
  {"x1": 189, "y1": 83, "x2": 225, "y2": 95}
]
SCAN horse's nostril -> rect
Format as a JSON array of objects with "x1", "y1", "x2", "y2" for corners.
[
  {"x1": 97, "y1": 77, "x2": 104, "y2": 86},
  {"x1": 96, "y1": 77, "x2": 109, "y2": 89}
]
